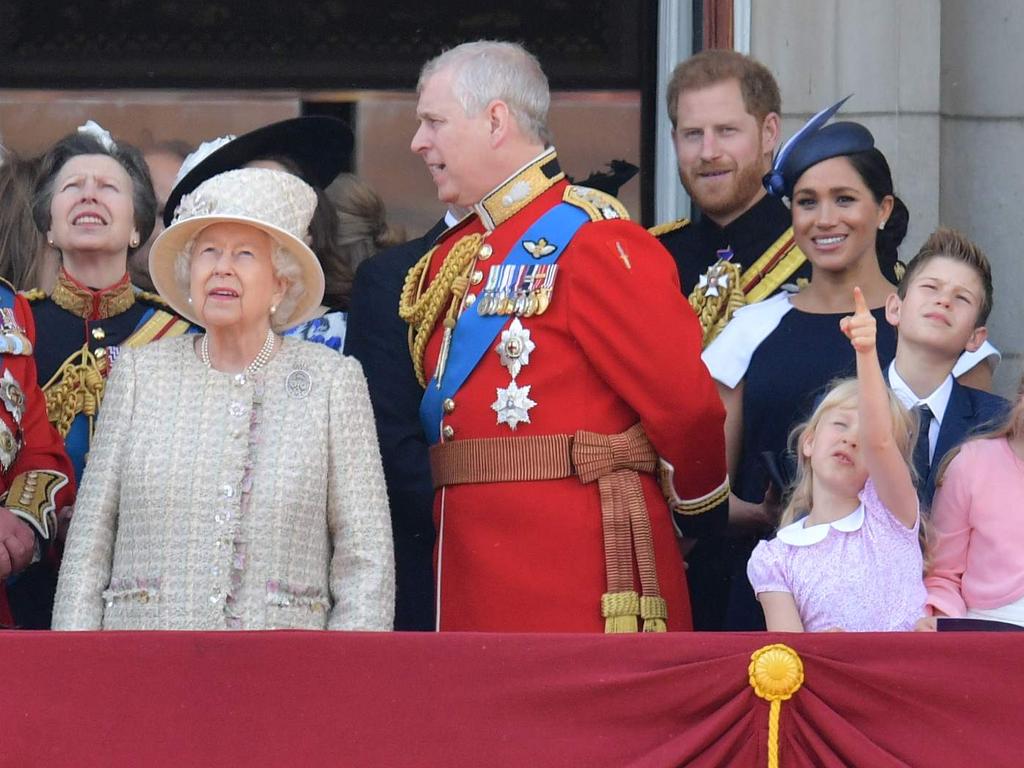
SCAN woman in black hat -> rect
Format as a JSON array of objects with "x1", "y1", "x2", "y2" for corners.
[{"x1": 690, "y1": 107, "x2": 905, "y2": 632}]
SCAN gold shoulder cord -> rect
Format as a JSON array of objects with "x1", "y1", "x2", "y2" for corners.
[
  {"x1": 687, "y1": 261, "x2": 746, "y2": 348},
  {"x1": 398, "y1": 233, "x2": 483, "y2": 387},
  {"x1": 43, "y1": 345, "x2": 107, "y2": 438}
]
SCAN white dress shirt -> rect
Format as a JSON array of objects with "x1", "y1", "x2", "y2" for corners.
[{"x1": 887, "y1": 363, "x2": 953, "y2": 463}]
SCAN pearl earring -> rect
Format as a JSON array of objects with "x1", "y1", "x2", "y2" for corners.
[
  {"x1": 878, "y1": 220, "x2": 887, "y2": 231},
  {"x1": 129, "y1": 234, "x2": 140, "y2": 248}
]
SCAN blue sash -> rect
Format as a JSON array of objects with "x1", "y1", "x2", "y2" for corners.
[{"x1": 420, "y1": 202, "x2": 589, "y2": 444}]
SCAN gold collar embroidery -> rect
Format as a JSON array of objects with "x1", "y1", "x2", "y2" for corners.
[
  {"x1": 51, "y1": 269, "x2": 135, "y2": 320},
  {"x1": 474, "y1": 148, "x2": 565, "y2": 231}
]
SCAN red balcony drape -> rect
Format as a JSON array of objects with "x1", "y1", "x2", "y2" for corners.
[{"x1": 3, "y1": 630, "x2": 1021, "y2": 767}]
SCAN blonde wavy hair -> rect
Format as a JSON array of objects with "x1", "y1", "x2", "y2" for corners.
[{"x1": 779, "y1": 378, "x2": 919, "y2": 528}]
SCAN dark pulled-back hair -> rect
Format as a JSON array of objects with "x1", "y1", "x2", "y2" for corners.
[
  {"x1": 666, "y1": 49, "x2": 781, "y2": 128},
  {"x1": 898, "y1": 226, "x2": 993, "y2": 326},
  {"x1": 32, "y1": 131, "x2": 157, "y2": 254},
  {"x1": 843, "y1": 148, "x2": 909, "y2": 273}
]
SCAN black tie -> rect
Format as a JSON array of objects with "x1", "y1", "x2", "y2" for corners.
[{"x1": 912, "y1": 404, "x2": 934, "y2": 481}]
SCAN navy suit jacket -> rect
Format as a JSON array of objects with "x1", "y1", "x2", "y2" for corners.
[
  {"x1": 345, "y1": 218, "x2": 447, "y2": 631},
  {"x1": 921, "y1": 380, "x2": 1009, "y2": 507}
]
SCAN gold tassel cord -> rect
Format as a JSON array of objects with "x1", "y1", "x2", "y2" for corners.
[
  {"x1": 748, "y1": 644, "x2": 804, "y2": 768},
  {"x1": 601, "y1": 590, "x2": 639, "y2": 633},
  {"x1": 399, "y1": 234, "x2": 483, "y2": 387},
  {"x1": 43, "y1": 346, "x2": 108, "y2": 438}
]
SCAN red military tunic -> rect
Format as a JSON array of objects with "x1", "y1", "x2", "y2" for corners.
[
  {"x1": 0, "y1": 283, "x2": 76, "y2": 627},
  {"x1": 405, "y1": 150, "x2": 728, "y2": 632}
]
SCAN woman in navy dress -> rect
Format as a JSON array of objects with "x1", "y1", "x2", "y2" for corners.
[{"x1": 692, "y1": 109, "x2": 905, "y2": 631}]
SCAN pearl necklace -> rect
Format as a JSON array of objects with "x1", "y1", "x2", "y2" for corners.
[{"x1": 200, "y1": 328, "x2": 277, "y2": 375}]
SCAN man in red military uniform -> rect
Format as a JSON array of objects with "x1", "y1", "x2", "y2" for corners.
[
  {"x1": 0, "y1": 280, "x2": 76, "y2": 628},
  {"x1": 401, "y1": 41, "x2": 728, "y2": 633}
]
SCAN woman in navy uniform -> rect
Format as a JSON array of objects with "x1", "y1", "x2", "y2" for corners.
[{"x1": 28, "y1": 122, "x2": 194, "y2": 484}]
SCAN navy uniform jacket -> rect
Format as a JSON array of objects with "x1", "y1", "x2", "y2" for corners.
[
  {"x1": 28, "y1": 271, "x2": 194, "y2": 484},
  {"x1": 345, "y1": 219, "x2": 447, "y2": 631},
  {"x1": 655, "y1": 194, "x2": 810, "y2": 295}
]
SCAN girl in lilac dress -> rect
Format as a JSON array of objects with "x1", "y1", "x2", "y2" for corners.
[{"x1": 747, "y1": 287, "x2": 926, "y2": 631}]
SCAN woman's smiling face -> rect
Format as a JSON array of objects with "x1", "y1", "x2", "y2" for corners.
[{"x1": 790, "y1": 155, "x2": 893, "y2": 275}]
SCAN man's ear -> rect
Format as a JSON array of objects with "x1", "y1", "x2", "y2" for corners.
[
  {"x1": 884, "y1": 291, "x2": 902, "y2": 328},
  {"x1": 761, "y1": 111, "x2": 782, "y2": 156},
  {"x1": 487, "y1": 99, "x2": 511, "y2": 146},
  {"x1": 964, "y1": 325, "x2": 988, "y2": 354}
]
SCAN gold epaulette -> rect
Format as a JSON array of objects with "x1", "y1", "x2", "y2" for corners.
[
  {"x1": 18, "y1": 288, "x2": 46, "y2": 302},
  {"x1": 563, "y1": 185, "x2": 631, "y2": 222},
  {"x1": 5, "y1": 469, "x2": 70, "y2": 540},
  {"x1": 134, "y1": 289, "x2": 170, "y2": 308},
  {"x1": 648, "y1": 218, "x2": 691, "y2": 238}
]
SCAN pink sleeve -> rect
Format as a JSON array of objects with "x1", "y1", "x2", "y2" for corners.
[
  {"x1": 861, "y1": 476, "x2": 920, "y2": 535},
  {"x1": 747, "y1": 539, "x2": 790, "y2": 595},
  {"x1": 924, "y1": 448, "x2": 973, "y2": 617}
]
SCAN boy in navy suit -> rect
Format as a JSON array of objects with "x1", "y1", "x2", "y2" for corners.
[{"x1": 884, "y1": 227, "x2": 1009, "y2": 507}]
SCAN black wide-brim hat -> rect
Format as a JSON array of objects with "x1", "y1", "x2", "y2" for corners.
[{"x1": 163, "y1": 116, "x2": 353, "y2": 227}]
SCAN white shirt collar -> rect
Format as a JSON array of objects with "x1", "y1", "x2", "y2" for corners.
[
  {"x1": 887, "y1": 362, "x2": 954, "y2": 426},
  {"x1": 776, "y1": 503, "x2": 865, "y2": 546}
]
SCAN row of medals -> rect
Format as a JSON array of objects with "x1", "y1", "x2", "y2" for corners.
[{"x1": 475, "y1": 263, "x2": 558, "y2": 318}]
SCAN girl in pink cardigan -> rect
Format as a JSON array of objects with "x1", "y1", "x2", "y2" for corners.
[{"x1": 921, "y1": 378, "x2": 1024, "y2": 628}]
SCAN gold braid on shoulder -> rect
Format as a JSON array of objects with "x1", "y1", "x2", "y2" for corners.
[
  {"x1": 43, "y1": 345, "x2": 109, "y2": 438},
  {"x1": 399, "y1": 233, "x2": 483, "y2": 387}
]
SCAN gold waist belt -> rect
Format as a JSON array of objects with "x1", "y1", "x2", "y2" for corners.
[{"x1": 429, "y1": 423, "x2": 668, "y2": 632}]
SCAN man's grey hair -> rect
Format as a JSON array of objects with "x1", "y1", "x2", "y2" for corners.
[
  {"x1": 419, "y1": 40, "x2": 552, "y2": 146},
  {"x1": 176, "y1": 233, "x2": 305, "y2": 331}
]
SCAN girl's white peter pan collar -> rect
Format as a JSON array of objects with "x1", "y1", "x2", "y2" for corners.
[{"x1": 776, "y1": 503, "x2": 865, "y2": 546}]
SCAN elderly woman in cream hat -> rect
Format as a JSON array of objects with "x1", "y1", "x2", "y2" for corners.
[{"x1": 52, "y1": 167, "x2": 394, "y2": 631}]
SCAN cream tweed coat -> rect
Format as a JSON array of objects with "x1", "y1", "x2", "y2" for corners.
[{"x1": 52, "y1": 335, "x2": 394, "y2": 631}]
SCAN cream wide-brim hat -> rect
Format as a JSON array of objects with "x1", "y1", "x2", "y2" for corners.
[{"x1": 149, "y1": 167, "x2": 326, "y2": 329}]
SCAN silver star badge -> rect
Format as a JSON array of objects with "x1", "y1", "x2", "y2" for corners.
[
  {"x1": 495, "y1": 318, "x2": 535, "y2": 378},
  {"x1": 0, "y1": 370, "x2": 25, "y2": 425},
  {"x1": 697, "y1": 266, "x2": 731, "y2": 298},
  {"x1": 492, "y1": 381, "x2": 536, "y2": 430}
]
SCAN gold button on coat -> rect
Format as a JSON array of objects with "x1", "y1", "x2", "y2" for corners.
[
  {"x1": 442, "y1": 425, "x2": 455, "y2": 440},
  {"x1": 443, "y1": 398, "x2": 456, "y2": 413}
]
